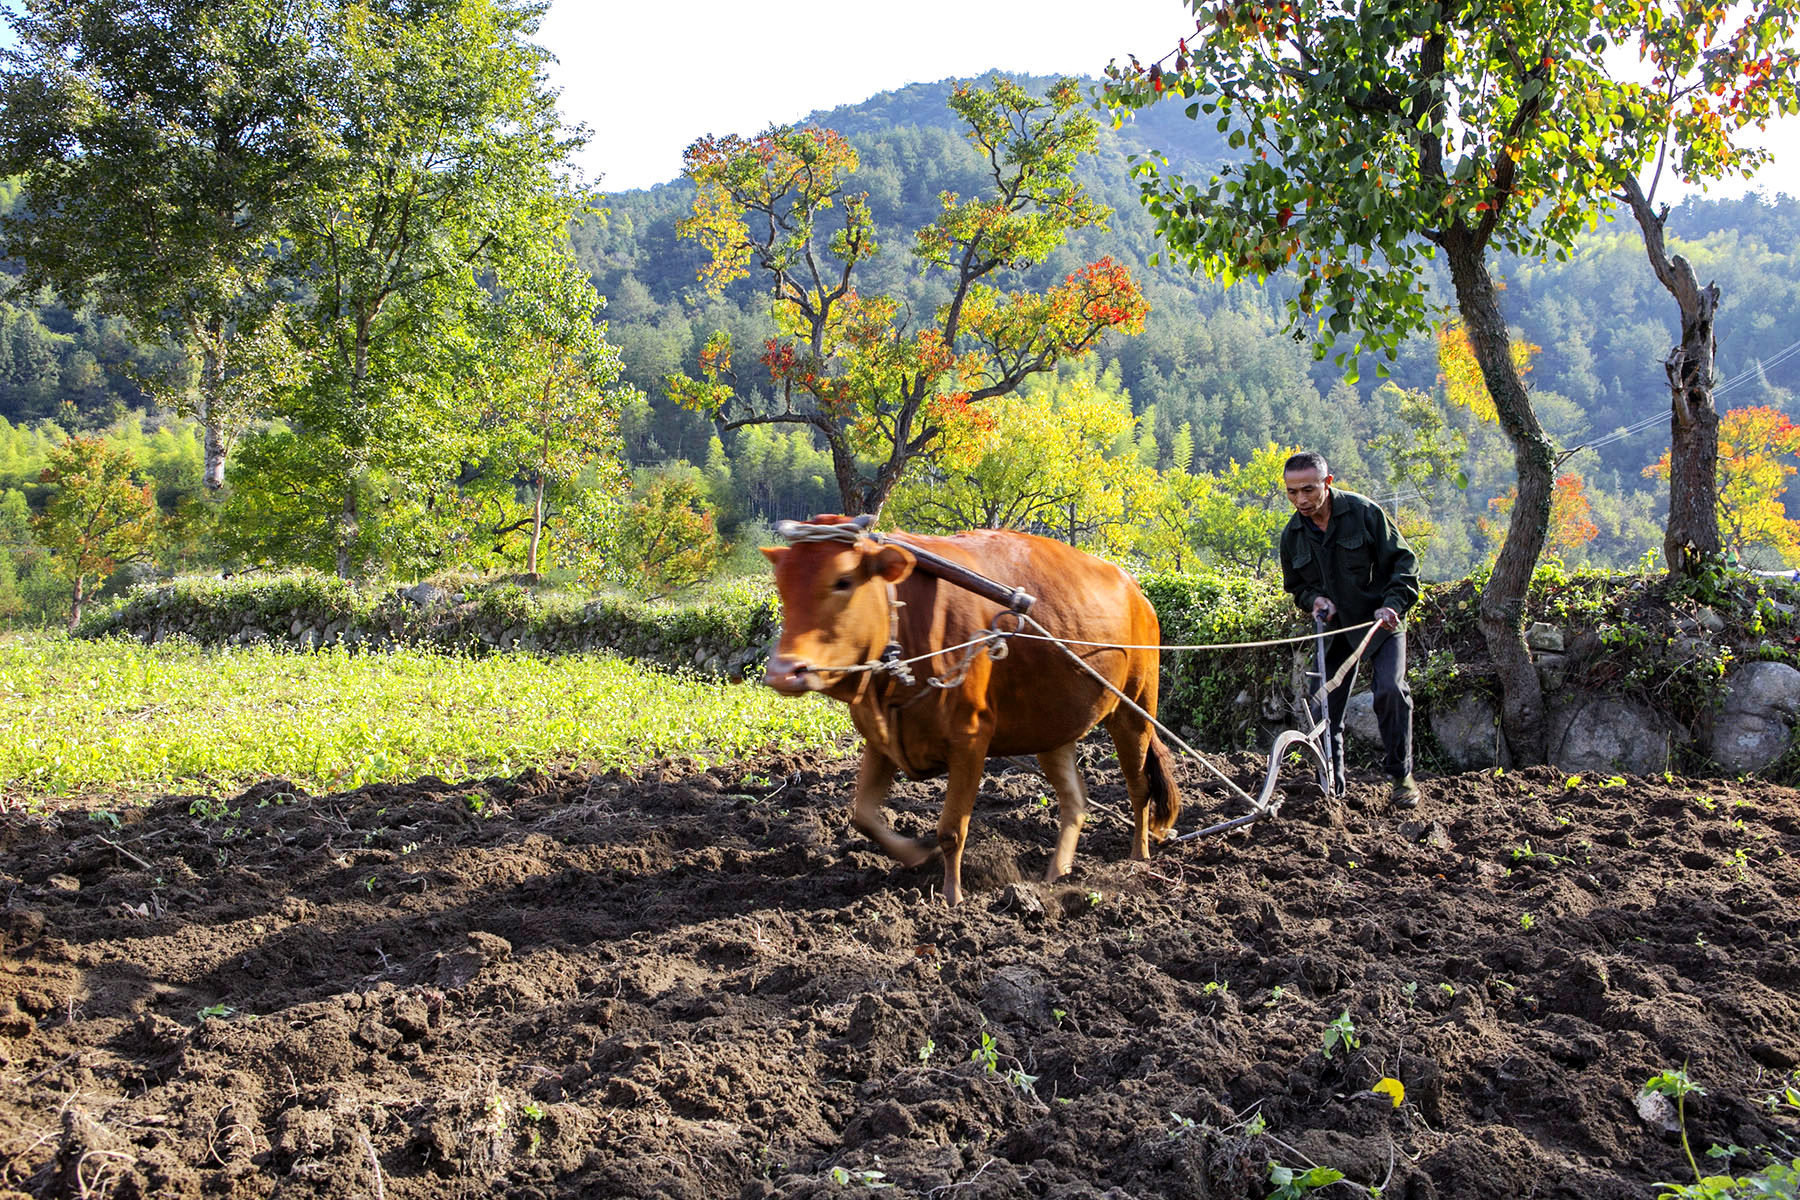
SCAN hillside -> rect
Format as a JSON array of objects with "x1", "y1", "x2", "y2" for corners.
[
  {"x1": 574, "y1": 75, "x2": 1800, "y2": 571},
  {"x1": 4, "y1": 75, "x2": 1799, "y2": 576}
]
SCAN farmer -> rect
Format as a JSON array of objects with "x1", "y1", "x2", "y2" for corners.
[{"x1": 1278, "y1": 451, "x2": 1421, "y2": 808}]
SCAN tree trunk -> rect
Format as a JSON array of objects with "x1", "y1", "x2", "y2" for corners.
[
  {"x1": 827, "y1": 432, "x2": 883, "y2": 518},
  {"x1": 67, "y1": 575, "x2": 86, "y2": 632},
  {"x1": 336, "y1": 483, "x2": 358, "y2": 579},
  {"x1": 1443, "y1": 228, "x2": 1551, "y2": 763},
  {"x1": 1620, "y1": 179, "x2": 1721, "y2": 578},
  {"x1": 527, "y1": 474, "x2": 545, "y2": 580},
  {"x1": 197, "y1": 334, "x2": 230, "y2": 491},
  {"x1": 337, "y1": 315, "x2": 372, "y2": 579}
]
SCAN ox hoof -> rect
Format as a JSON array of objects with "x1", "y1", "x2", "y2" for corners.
[{"x1": 896, "y1": 837, "x2": 943, "y2": 869}]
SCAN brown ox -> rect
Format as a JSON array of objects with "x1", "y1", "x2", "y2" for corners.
[{"x1": 762, "y1": 515, "x2": 1181, "y2": 905}]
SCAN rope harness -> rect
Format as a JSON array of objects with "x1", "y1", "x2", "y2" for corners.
[{"x1": 773, "y1": 518, "x2": 1388, "y2": 838}]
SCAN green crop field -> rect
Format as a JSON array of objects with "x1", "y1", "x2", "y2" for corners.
[{"x1": 0, "y1": 634, "x2": 850, "y2": 805}]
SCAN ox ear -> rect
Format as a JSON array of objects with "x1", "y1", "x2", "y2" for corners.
[
  {"x1": 761, "y1": 546, "x2": 788, "y2": 566},
  {"x1": 869, "y1": 544, "x2": 914, "y2": 583}
]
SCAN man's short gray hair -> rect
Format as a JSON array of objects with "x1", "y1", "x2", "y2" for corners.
[{"x1": 1284, "y1": 450, "x2": 1329, "y2": 478}]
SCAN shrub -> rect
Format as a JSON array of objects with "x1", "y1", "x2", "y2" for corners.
[{"x1": 1140, "y1": 569, "x2": 1295, "y2": 745}]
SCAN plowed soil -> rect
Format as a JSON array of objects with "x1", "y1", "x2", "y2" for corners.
[{"x1": 3, "y1": 748, "x2": 1798, "y2": 1199}]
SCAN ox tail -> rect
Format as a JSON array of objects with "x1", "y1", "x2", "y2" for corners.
[{"x1": 1145, "y1": 731, "x2": 1182, "y2": 839}]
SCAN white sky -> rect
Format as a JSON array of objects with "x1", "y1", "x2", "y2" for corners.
[
  {"x1": 0, "y1": 0, "x2": 1793, "y2": 200},
  {"x1": 542, "y1": 0, "x2": 1183, "y2": 193},
  {"x1": 550, "y1": 0, "x2": 1799, "y2": 201}
]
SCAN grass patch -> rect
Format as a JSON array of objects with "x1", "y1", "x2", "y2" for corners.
[{"x1": 1, "y1": 633, "x2": 850, "y2": 804}]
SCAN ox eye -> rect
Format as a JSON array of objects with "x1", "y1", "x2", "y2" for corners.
[{"x1": 833, "y1": 575, "x2": 854, "y2": 592}]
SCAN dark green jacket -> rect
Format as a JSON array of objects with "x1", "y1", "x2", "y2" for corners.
[{"x1": 1279, "y1": 489, "x2": 1419, "y2": 626}]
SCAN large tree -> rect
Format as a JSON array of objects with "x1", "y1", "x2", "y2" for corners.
[
  {"x1": 0, "y1": 0, "x2": 331, "y2": 490},
  {"x1": 669, "y1": 78, "x2": 1149, "y2": 516},
  {"x1": 1601, "y1": 0, "x2": 1800, "y2": 577},
  {"x1": 466, "y1": 248, "x2": 635, "y2": 579},
  {"x1": 275, "y1": 0, "x2": 588, "y2": 577},
  {"x1": 1108, "y1": 0, "x2": 1646, "y2": 761}
]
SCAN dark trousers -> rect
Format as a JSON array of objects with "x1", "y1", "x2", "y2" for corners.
[{"x1": 1322, "y1": 627, "x2": 1413, "y2": 780}]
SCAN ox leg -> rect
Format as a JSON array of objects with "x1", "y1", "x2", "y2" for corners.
[
  {"x1": 850, "y1": 747, "x2": 939, "y2": 869},
  {"x1": 937, "y1": 744, "x2": 989, "y2": 907},
  {"x1": 1036, "y1": 742, "x2": 1089, "y2": 882},
  {"x1": 1105, "y1": 710, "x2": 1154, "y2": 860}
]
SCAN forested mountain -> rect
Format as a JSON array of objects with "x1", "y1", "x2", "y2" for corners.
[
  {"x1": 572, "y1": 75, "x2": 1800, "y2": 572},
  {"x1": 5, "y1": 75, "x2": 1798, "y2": 577}
]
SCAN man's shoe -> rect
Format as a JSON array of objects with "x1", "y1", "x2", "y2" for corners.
[{"x1": 1389, "y1": 774, "x2": 1420, "y2": 809}]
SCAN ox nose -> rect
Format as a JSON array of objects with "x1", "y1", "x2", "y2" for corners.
[{"x1": 763, "y1": 654, "x2": 815, "y2": 694}]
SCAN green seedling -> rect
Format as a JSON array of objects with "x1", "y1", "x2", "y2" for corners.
[
  {"x1": 1085, "y1": 890, "x2": 1103, "y2": 907},
  {"x1": 1168, "y1": 1112, "x2": 1199, "y2": 1138},
  {"x1": 1644, "y1": 1068, "x2": 1706, "y2": 1184},
  {"x1": 1321, "y1": 1010, "x2": 1360, "y2": 1059},
  {"x1": 189, "y1": 796, "x2": 235, "y2": 822},
  {"x1": 1643, "y1": 1070, "x2": 1800, "y2": 1199},
  {"x1": 971, "y1": 1032, "x2": 1000, "y2": 1074},
  {"x1": 1511, "y1": 841, "x2": 1569, "y2": 866},
  {"x1": 1203, "y1": 980, "x2": 1230, "y2": 996},
  {"x1": 1051, "y1": 1008, "x2": 1067, "y2": 1024},
  {"x1": 197, "y1": 1003, "x2": 235, "y2": 1021},
  {"x1": 1267, "y1": 1161, "x2": 1347, "y2": 1199},
  {"x1": 1004, "y1": 1066, "x2": 1038, "y2": 1096},
  {"x1": 89, "y1": 810, "x2": 122, "y2": 830},
  {"x1": 828, "y1": 1166, "x2": 893, "y2": 1189},
  {"x1": 1520, "y1": 912, "x2": 1536, "y2": 932},
  {"x1": 521, "y1": 1101, "x2": 545, "y2": 1121},
  {"x1": 1762, "y1": 1072, "x2": 1800, "y2": 1113},
  {"x1": 917, "y1": 1038, "x2": 935, "y2": 1063}
]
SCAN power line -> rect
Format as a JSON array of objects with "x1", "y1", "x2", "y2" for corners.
[{"x1": 1561, "y1": 335, "x2": 1800, "y2": 458}]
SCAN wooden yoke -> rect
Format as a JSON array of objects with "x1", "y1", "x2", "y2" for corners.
[{"x1": 873, "y1": 532, "x2": 1037, "y2": 614}]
